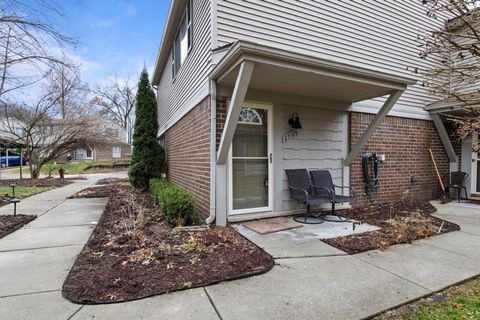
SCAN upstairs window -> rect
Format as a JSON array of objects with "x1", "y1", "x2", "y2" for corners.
[{"x1": 172, "y1": 0, "x2": 192, "y2": 78}]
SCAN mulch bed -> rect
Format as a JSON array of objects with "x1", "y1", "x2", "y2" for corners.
[
  {"x1": 0, "y1": 178, "x2": 73, "y2": 187},
  {"x1": 63, "y1": 183, "x2": 274, "y2": 304},
  {"x1": 95, "y1": 178, "x2": 129, "y2": 185},
  {"x1": 322, "y1": 201, "x2": 460, "y2": 254},
  {"x1": 64, "y1": 176, "x2": 88, "y2": 181},
  {"x1": 0, "y1": 215, "x2": 36, "y2": 239},
  {"x1": 466, "y1": 199, "x2": 480, "y2": 205}
]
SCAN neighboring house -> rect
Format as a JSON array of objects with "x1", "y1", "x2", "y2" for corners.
[
  {"x1": 152, "y1": 0, "x2": 472, "y2": 226},
  {"x1": 72, "y1": 119, "x2": 131, "y2": 162},
  {"x1": 424, "y1": 9, "x2": 480, "y2": 199}
]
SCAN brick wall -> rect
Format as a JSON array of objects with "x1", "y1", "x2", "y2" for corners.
[
  {"x1": 95, "y1": 144, "x2": 131, "y2": 161},
  {"x1": 350, "y1": 112, "x2": 449, "y2": 206},
  {"x1": 165, "y1": 96, "x2": 211, "y2": 218},
  {"x1": 216, "y1": 97, "x2": 227, "y2": 151}
]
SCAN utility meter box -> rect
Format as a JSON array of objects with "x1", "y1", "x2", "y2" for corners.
[{"x1": 377, "y1": 154, "x2": 386, "y2": 162}]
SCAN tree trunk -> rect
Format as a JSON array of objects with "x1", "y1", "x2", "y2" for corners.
[{"x1": 32, "y1": 168, "x2": 40, "y2": 179}]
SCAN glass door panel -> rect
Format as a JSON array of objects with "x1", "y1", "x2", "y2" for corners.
[
  {"x1": 232, "y1": 159, "x2": 268, "y2": 210},
  {"x1": 473, "y1": 132, "x2": 480, "y2": 193},
  {"x1": 477, "y1": 161, "x2": 480, "y2": 192}
]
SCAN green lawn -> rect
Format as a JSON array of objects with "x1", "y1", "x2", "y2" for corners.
[
  {"x1": 376, "y1": 277, "x2": 480, "y2": 319},
  {"x1": 9, "y1": 160, "x2": 129, "y2": 175},
  {"x1": 0, "y1": 186, "x2": 52, "y2": 198}
]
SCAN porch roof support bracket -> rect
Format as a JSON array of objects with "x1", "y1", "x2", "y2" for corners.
[
  {"x1": 344, "y1": 89, "x2": 404, "y2": 166},
  {"x1": 217, "y1": 60, "x2": 255, "y2": 165},
  {"x1": 431, "y1": 113, "x2": 458, "y2": 163}
]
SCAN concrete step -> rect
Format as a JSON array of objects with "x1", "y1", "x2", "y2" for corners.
[{"x1": 470, "y1": 193, "x2": 480, "y2": 200}]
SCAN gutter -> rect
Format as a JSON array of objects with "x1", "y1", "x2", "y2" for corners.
[{"x1": 206, "y1": 80, "x2": 217, "y2": 225}]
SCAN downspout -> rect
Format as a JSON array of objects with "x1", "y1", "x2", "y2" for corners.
[{"x1": 206, "y1": 79, "x2": 217, "y2": 225}]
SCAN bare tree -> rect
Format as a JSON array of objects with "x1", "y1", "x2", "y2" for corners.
[
  {"x1": 419, "y1": 0, "x2": 480, "y2": 144},
  {"x1": 94, "y1": 75, "x2": 137, "y2": 144},
  {"x1": 49, "y1": 63, "x2": 90, "y2": 119},
  {"x1": 0, "y1": 0, "x2": 76, "y2": 101},
  {"x1": 1, "y1": 67, "x2": 106, "y2": 179}
]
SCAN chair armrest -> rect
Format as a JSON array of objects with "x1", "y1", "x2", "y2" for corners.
[
  {"x1": 289, "y1": 186, "x2": 309, "y2": 202},
  {"x1": 310, "y1": 184, "x2": 334, "y2": 200},
  {"x1": 333, "y1": 185, "x2": 356, "y2": 200}
]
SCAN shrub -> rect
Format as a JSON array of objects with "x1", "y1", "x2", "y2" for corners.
[
  {"x1": 129, "y1": 69, "x2": 166, "y2": 189},
  {"x1": 149, "y1": 179, "x2": 196, "y2": 226}
]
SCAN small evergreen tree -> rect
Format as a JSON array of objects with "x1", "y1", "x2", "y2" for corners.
[{"x1": 128, "y1": 69, "x2": 166, "y2": 189}]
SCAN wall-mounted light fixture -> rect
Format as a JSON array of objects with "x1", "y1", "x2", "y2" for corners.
[{"x1": 288, "y1": 113, "x2": 302, "y2": 129}]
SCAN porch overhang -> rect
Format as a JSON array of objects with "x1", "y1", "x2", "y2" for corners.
[
  {"x1": 212, "y1": 41, "x2": 417, "y2": 165},
  {"x1": 425, "y1": 98, "x2": 480, "y2": 114},
  {"x1": 424, "y1": 98, "x2": 480, "y2": 166}
]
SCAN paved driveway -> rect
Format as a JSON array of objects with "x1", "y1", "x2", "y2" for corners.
[{"x1": 0, "y1": 179, "x2": 479, "y2": 320}]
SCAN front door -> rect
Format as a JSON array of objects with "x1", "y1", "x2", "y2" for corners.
[{"x1": 229, "y1": 103, "x2": 273, "y2": 215}]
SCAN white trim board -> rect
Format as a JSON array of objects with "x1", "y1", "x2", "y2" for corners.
[{"x1": 351, "y1": 101, "x2": 432, "y2": 121}]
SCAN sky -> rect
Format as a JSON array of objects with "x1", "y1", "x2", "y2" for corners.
[{"x1": 59, "y1": 0, "x2": 172, "y2": 88}]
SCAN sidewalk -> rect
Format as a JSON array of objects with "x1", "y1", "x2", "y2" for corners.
[
  {"x1": 0, "y1": 173, "x2": 126, "y2": 320},
  {"x1": 0, "y1": 181, "x2": 479, "y2": 320}
]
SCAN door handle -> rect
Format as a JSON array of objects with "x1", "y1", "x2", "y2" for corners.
[{"x1": 269, "y1": 153, "x2": 272, "y2": 163}]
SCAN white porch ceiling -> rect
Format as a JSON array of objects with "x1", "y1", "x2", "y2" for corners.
[{"x1": 217, "y1": 63, "x2": 401, "y2": 103}]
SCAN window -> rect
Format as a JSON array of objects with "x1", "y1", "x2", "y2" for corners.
[
  {"x1": 172, "y1": 0, "x2": 192, "y2": 78},
  {"x1": 86, "y1": 148, "x2": 93, "y2": 158},
  {"x1": 158, "y1": 136, "x2": 165, "y2": 148},
  {"x1": 112, "y1": 146, "x2": 121, "y2": 158},
  {"x1": 238, "y1": 108, "x2": 263, "y2": 125}
]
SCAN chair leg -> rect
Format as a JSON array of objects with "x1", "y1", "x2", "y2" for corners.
[
  {"x1": 320, "y1": 200, "x2": 349, "y2": 223},
  {"x1": 463, "y1": 187, "x2": 468, "y2": 201},
  {"x1": 294, "y1": 203, "x2": 323, "y2": 224},
  {"x1": 458, "y1": 188, "x2": 461, "y2": 203}
]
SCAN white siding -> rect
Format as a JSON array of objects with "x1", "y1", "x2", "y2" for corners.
[
  {"x1": 157, "y1": 0, "x2": 212, "y2": 133},
  {"x1": 216, "y1": 0, "x2": 446, "y2": 119}
]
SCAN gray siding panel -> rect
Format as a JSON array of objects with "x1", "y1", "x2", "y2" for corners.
[
  {"x1": 273, "y1": 104, "x2": 346, "y2": 212},
  {"x1": 217, "y1": 0, "x2": 446, "y2": 118},
  {"x1": 157, "y1": 0, "x2": 212, "y2": 132}
]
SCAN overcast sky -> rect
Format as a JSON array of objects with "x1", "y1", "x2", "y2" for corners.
[{"x1": 60, "y1": 0, "x2": 171, "y2": 87}]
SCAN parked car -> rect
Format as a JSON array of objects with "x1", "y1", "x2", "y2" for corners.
[{"x1": 0, "y1": 154, "x2": 29, "y2": 167}]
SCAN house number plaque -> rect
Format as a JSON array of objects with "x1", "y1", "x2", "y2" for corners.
[{"x1": 282, "y1": 129, "x2": 297, "y2": 143}]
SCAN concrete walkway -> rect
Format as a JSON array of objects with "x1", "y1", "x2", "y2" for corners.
[
  {"x1": 0, "y1": 173, "x2": 125, "y2": 320},
  {"x1": 1, "y1": 182, "x2": 479, "y2": 319}
]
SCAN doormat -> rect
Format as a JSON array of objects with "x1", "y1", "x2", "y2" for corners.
[{"x1": 242, "y1": 217, "x2": 303, "y2": 235}]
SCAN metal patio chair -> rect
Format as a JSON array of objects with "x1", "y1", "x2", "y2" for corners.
[
  {"x1": 445, "y1": 171, "x2": 469, "y2": 203},
  {"x1": 309, "y1": 169, "x2": 355, "y2": 222},
  {"x1": 285, "y1": 169, "x2": 332, "y2": 224}
]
